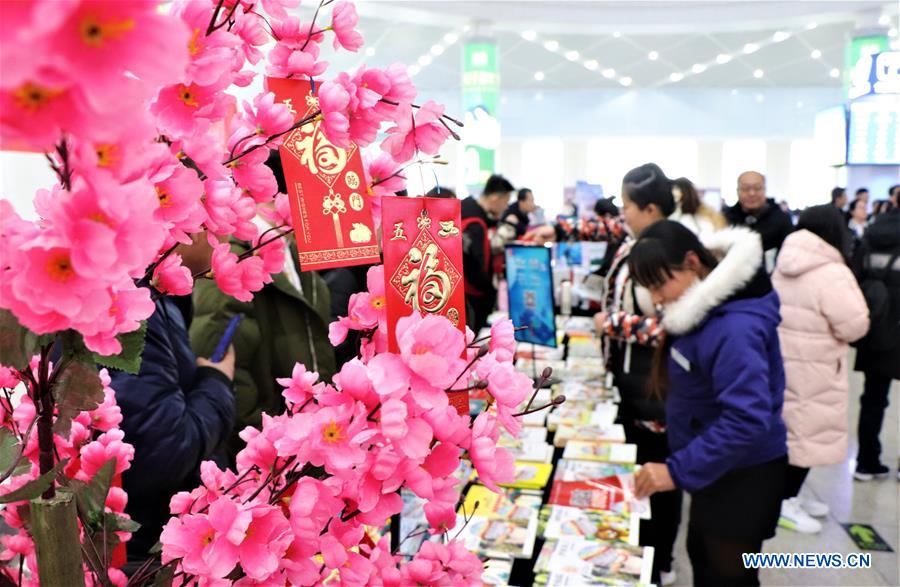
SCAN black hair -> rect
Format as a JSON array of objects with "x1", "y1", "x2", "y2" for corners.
[
  {"x1": 628, "y1": 220, "x2": 719, "y2": 290},
  {"x1": 849, "y1": 198, "x2": 866, "y2": 215},
  {"x1": 264, "y1": 151, "x2": 287, "y2": 194},
  {"x1": 517, "y1": 188, "x2": 532, "y2": 202},
  {"x1": 483, "y1": 174, "x2": 514, "y2": 196},
  {"x1": 674, "y1": 177, "x2": 701, "y2": 215},
  {"x1": 628, "y1": 220, "x2": 719, "y2": 398},
  {"x1": 889, "y1": 184, "x2": 900, "y2": 200},
  {"x1": 831, "y1": 186, "x2": 846, "y2": 203},
  {"x1": 855, "y1": 187, "x2": 869, "y2": 196},
  {"x1": 425, "y1": 186, "x2": 456, "y2": 199},
  {"x1": 593, "y1": 197, "x2": 619, "y2": 218},
  {"x1": 622, "y1": 163, "x2": 676, "y2": 217},
  {"x1": 796, "y1": 204, "x2": 850, "y2": 262}
]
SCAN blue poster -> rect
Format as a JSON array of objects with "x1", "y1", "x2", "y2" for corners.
[{"x1": 505, "y1": 245, "x2": 557, "y2": 347}]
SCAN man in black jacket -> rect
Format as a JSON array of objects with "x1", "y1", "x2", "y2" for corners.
[
  {"x1": 501, "y1": 188, "x2": 536, "y2": 239},
  {"x1": 724, "y1": 171, "x2": 793, "y2": 272},
  {"x1": 852, "y1": 188, "x2": 900, "y2": 481},
  {"x1": 461, "y1": 174, "x2": 514, "y2": 331},
  {"x1": 111, "y1": 231, "x2": 235, "y2": 569}
]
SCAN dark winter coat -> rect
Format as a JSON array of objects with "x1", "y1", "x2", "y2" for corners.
[
  {"x1": 110, "y1": 294, "x2": 235, "y2": 562},
  {"x1": 724, "y1": 198, "x2": 793, "y2": 271},
  {"x1": 853, "y1": 208, "x2": 900, "y2": 379},
  {"x1": 659, "y1": 227, "x2": 788, "y2": 493}
]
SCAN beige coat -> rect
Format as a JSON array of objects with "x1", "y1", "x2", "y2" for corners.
[{"x1": 772, "y1": 230, "x2": 870, "y2": 467}]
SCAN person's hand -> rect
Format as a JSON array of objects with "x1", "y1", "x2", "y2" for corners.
[
  {"x1": 197, "y1": 345, "x2": 235, "y2": 381},
  {"x1": 525, "y1": 225, "x2": 555, "y2": 245},
  {"x1": 635, "y1": 462, "x2": 676, "y2": 498},
  {"x1": 593, "y1": 311, "x2": 608, "y2": 333}
]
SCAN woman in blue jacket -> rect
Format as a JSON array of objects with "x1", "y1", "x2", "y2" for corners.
[{"x1": 629, "y1": 220, "x2": 788, "y2": 587}]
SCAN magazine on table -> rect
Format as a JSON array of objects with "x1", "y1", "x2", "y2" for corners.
[
  {"x1": 553, "y1": 460, "x2": 651, "y2": 520},
  {"x1": 553, "y1": 423, "x2": 626, "y2": 447},
  {"x1": 497, "y1": 462, "x2": 555, "y2": 490},
  {"x1": 539, "y1": 505, "x2": 640, "y2": 545},
  {"x1": 481, "y1": 558, "x2": 514, "y2": 586},
  {"x1": 562, "y1": 441, "x2": 638, "y2": 464},
  {"x1": 533, "y1": 538, "x2": 655, "y2": 586}
]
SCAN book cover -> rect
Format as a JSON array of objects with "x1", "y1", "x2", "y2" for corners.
[
  {"x1": 498, "y1": 462, "x2": 555, "y2": 490},
  {"x1": 533, "y1": 538, "x2": 654, "y2": 586},
  {"x1": 539, "y1": 505, "x2": 639, "y2": 545},
  {"x1": 562, "y1": 441, "x2": 637, "y2": 464}
]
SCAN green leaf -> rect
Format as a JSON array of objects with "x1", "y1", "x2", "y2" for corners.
[
  {"x1": 106, "y1": 512, "x2": 140, "y2": 534},
  {"x1": 53, "y1": 334, "x2": 104, "y2": 436},
  {"x1": 0, "y1": 428, "x2": 19, "y2": 473},
  {"x1": 92, "y1": 321, "x2": 147, "y2": 375},
  {"x1": 70, "y1": 459, "x2": 116, "y2": 526},
  {"x1": 152, "y1": 561, "x2": 176, "y2": 587},
  {"x1": 0, "y1": 458, "x2": 69, "y2": 504},
  {"x1": 0, "y1": 310, "x2": 38, "y2": 371}
]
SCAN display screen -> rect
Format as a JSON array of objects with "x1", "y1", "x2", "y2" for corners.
[
  {"x1": 813, "y1": 106, "x2": 847, "y2": 166},
  {"x1": 847, "y1": 97, "x2": 900, "y2": 165}
]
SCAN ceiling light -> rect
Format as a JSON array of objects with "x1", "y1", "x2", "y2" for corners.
[
  {"x1": 418, "y1": 55, "x2": 432, "y2": 67},
  {"x1": 613, "y1": 31, "x2": 622, "y2": 38},
  {"x1": 584, "y1": 59, "x2": 599, "y2": 70},
  {"x1": 521, "y1": 30, "x2": 537, "y2": 41},
  {"x1": 535, "y1": 91, "x2": 544, "y2": 101},
  {"x1": 648, "y1": 51, "x2": 659, "y2": 61},
  {"x1": 743, "y1": 43, "x2": 759, "y2": 54},
  {"x1": 806, "y1": 22, "x2": 817, "y2": 30},
  {"x1": 444, "y1": 32, "x2": 459, "y2": 44},
  {"x1": 565, "y1": 50, "x2": 580, "y2": 61},
  {"x1": 753, "y1": 68, "x2": 764, "y2": 78},
  {"x1": 602, "y1": 68, "x2": 616, "y2": 78},
  {"x1": 430, "y1": 45, "x2": 444, "y2": 56},
  {"x1": 692, "y1": 63, "x2": 707, "y2": 74},
  {"x1": 830, "y1": 68, "x2": 840, "y2": 78},
  {"x1": 669, "y1": 72, "x2": 684, "y2": 82},
  {"x1": 543, "y1": 40, "x2": 559, "y2": 52},
  {"x1": 619, "y1": 76, "x2": 632, "y2": 86},
  {"x1": 534, "y1": 71, "x2": 545, "y2": 81},
  {"x1": 796, "y1": 101, "x2": 804, "y2": 108},
  {"x1": 364, "y1": 47, "x2": 375, "y2": 57},
  {"x1": 772, "y1": 31, "x2": 791, "y2": 43},
  {"x1": 408, "y1": 65, "x2": 421, "y2": 76},
  {"x1": 755, "y1": 93, "x2": 765, "y2": 103},
  {"x1": 879, "y1": 14, "x2": 890, "y2": 26},
  {"x1": 461, "y1": 24, "x2": 471, "y2": 33},
  {"x1": 716, "y1": 53, "x2": 732, "y2": 64},
  {"x1": 810, "y1": 49, "x2": 822, "y2": 59},
  {"x1": 731, "y1": 89, "x2": 739, "y2": 95}
]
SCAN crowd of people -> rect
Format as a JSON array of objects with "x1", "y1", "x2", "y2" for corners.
[{"x1": 107, "y1": 154, "x2": 898, "y2": 586}]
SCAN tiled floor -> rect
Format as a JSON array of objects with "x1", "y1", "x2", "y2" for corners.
[{"x1": 669, "y1": 368, "x2": 899, "y2": 587}]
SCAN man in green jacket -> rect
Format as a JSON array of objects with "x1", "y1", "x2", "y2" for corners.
[{"x1": 190, "y1": 237, "x2": 336, "y2": 462}]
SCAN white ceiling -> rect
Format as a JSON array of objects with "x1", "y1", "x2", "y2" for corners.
[{"x1": 304, "y1": 0, "x2": 899, "y2": 90}]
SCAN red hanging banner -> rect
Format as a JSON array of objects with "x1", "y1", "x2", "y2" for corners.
[
  {"x1": 265, "y1": 77, "x2": 380, "y2": 271},
  {"x1": 381, "y1": 196, "x2": 469, "y2": 413}
]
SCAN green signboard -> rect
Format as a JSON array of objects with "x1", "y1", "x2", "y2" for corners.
[
  {"x1": 462, "y1": 41, "x2": 500, "y2": 196},
  {"x1": 845, "y1": 35, "x2": 890, "y2": 99}
]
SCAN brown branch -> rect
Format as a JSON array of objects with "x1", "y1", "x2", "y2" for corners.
[
  {"x1": 513, "y1": 394, "x2": 566, "y2": 417},
  {"x1": 221, "y1": 113, "x2": 318, "y2": 167},
  {"x1": 205, "y1": 0, "x2": 225, "y2": 35}
]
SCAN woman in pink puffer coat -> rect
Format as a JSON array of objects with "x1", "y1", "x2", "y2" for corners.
[{"x1": 772, "y1": 205, "x2": 869, "y2": 534}]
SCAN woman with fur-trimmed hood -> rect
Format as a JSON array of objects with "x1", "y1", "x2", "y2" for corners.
[{"x1": 629, "y1": 220, "x2": 788, "y2": 587}]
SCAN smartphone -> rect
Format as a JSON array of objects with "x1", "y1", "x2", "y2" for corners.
[{"x1": 210, "y1": 313, "x2": 243, "y2": 362}]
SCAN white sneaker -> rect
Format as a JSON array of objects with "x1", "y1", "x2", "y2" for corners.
[
  {"x1": 660, "y1": 570, "x2": 677, "y2": 586},
  {"x1": 799, "y1": 497, "x2": 829, "y2": 518},
  {"x1": 778, "y1": 498, "x2": 822, "y2": 534}
]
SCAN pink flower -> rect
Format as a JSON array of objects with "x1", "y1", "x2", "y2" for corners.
[
  {"x1": 176, "y1": 1, "x2": 243, "y2": 88},
  {"x1": 333, "y1": 358, "x2": 377, "y2": 406},
  {"x1": 246, "y1": 92, "x2": 294, "y2": 144},
  {"x1": 475, "y1": 353, "x2": 531, "y2": 435},
  {"x1": 288, "y1": 477, "x2": 343, "y2": 543},
  {"x1": 261, "y1": 0, "x2": 302, "y2": 20},
  {"x1": 77, "y1": 279, "x2": 155, "y2": 356},
  {"x1": 469, "y1": 413, "x2": 515, "y2": 492},
  {"x1": 366, "y1": 354, "x2": 410, "y2": 398},
  {"x1": 236, "y1": 414, "x2": 283, "y2": 473},
  {"x1": 396, "y1": 313, "x2": 466, "y2": 389},
  {"x1": 238, "y1": 505, "x2": 292, "y2": 582},
  {"x1": 309, "y1": 405, "x2": 369, "y2": 470},
  {"x1": 364, "y1": 152, "x2": 405, "y2": 197},
  {"x1": 152, "y1": 82, "x2": 233, "y2": 139},
  {"x1": 381, "y1": 101, "x2": 452, "y2": 163},
  {"x1": 0, "y1": 367, "x2": 21, "y2": 389},
  {"x1": 211, "y1": 243, "x2": 271, "y2": 303},
  {"x1": 266, "y1": 17, "x2": 328, "y2": 79},
  {"x1": 153, "y1": 253, "x2": 194, "y2": 296},
  {"x1": 160, "y1": 497, "x2": 250, "y2": 578},
  {"x1": 45, "y1": 0, "x2": 191, "y2": 110},
  {"x1": 154, "y1": 164, "x2": 207, "y2": 245},
  {"x1": 230, "y1": 149, "x2": 278, "y2": 204},
  {"x1": 89, "y1": 372, "x2": 123, "y2": 432},
  {"x1": 489, "y1": 318, "x2": 516, "y2": 363},
  {"x1": 330, "y1": 1, "x2": 364, "y2": 52},
  {"x1": 276, "y1": 363, "x2": 322, "y2": 407},
  {"x1": 76, "y1": 429, "x2": 134, "y2": 481},
  {"x1": 202, "y1": 180, "x2": 258, "y2": 241},
  {"x1": 258, "y1": 192, "x2": 292, "y2": 227},
  {"x1": 317, "y1": 79, "x2": 351, "y2": 148},
  {"x1": 379, "y1": 63, "x2": 417, "y2": 115}
]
